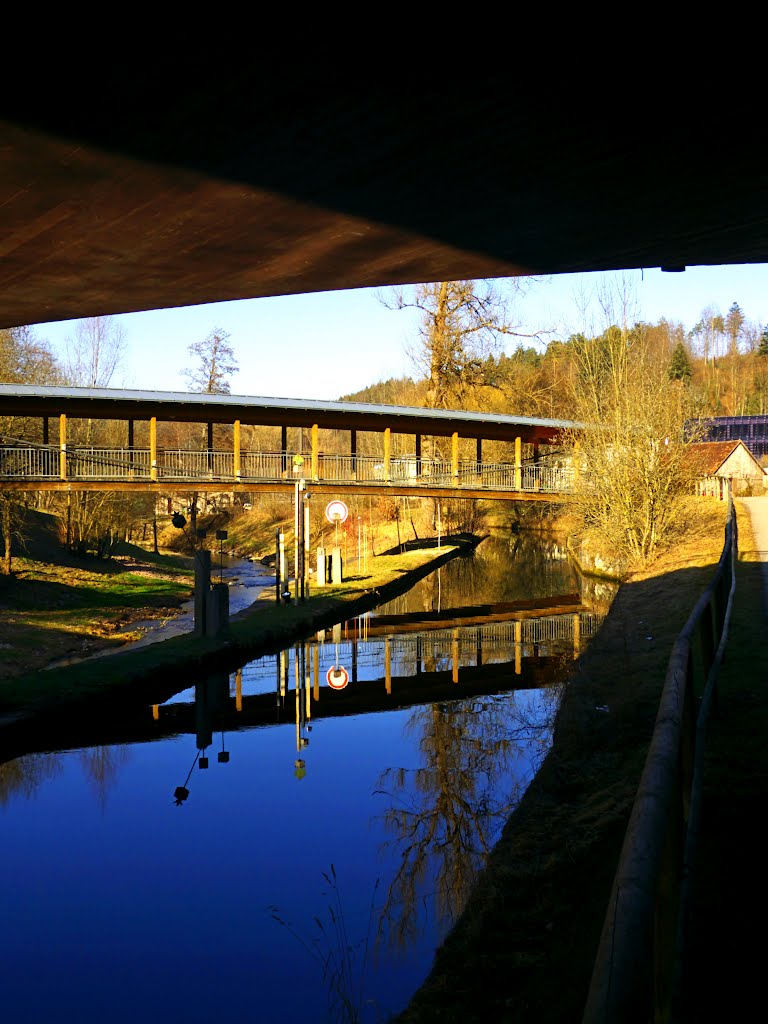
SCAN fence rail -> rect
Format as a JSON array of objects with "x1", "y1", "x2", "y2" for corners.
[{"x1": 0, "y1": 442, "x2": 574, "y2": 494}]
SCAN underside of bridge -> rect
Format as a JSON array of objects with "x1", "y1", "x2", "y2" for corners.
[{"x1": 2, "y1": 68, "x2": 766, "y2": 329}]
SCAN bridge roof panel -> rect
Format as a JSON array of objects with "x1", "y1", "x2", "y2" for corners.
[{"x1": 0, "y1": 384, "x2": 581, "y2": 441}]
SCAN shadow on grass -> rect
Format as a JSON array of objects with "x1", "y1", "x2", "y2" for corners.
[
  {"x1": 379, "y1": 532, "x2": 482, "y2": 556},
  {"x1": 395, "y1": 552, "x2": 763, "y2": 1024}
]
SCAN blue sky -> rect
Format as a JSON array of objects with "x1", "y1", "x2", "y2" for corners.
[{"x1": 32, "y1": 264, "x2": 768, "y2": 401}]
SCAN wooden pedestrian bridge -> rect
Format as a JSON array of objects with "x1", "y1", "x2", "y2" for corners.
[{"x1": 0, "y1": 384, "x2": 579, "y2": 501}]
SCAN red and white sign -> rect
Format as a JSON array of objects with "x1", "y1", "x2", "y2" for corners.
[
  {"x1": 326, "y1": 666, "x2": 349, "y2": 690},
  {"x1": 325, "y1": 500, "x2": 349, "y2": 524}
]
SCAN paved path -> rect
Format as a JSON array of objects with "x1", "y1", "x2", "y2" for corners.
[
  {"x1": 683, "y1": 494, "x2": 768, "y2": 1022},
  {"x1": 740, "y1": 494, "x2": 768, "y2": 611}
]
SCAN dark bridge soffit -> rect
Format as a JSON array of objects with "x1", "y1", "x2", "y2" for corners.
[
  {"x1": 0, "y1": 385, "x2": 580, "y2": 443},
  {"x1": 2, "y1": 74, "x2": 768, "y2": 329}
]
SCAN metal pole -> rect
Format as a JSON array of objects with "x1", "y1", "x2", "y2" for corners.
[
  {"x1": 275, "y1": 526, "x2": 281, "y2": 603},
  {"x1": 303, "y1": 498, "x2": 310, "y2": 600},
  {"x1": 294, "y1": 478, "x2": 300, "y2": 602}
]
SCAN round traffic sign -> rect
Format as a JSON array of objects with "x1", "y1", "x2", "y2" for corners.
[
  {"x1": 325, "y1": 500, "x2": 349, "y2": 524},
  {"x1": 326, "y1": 665, "x2": 349, "y2": 690}
]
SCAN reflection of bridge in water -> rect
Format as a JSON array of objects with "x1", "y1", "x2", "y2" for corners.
[
  {"x1": 154, "y1": 609, "x2": 602, "y2": 744},
  {"x1": 0, "y1": 606, "x2": 603, "y2": 768}
]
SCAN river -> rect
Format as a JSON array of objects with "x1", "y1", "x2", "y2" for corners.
[{"x1": 0, "y1": 532, "x2": 615, "y2": 1024}]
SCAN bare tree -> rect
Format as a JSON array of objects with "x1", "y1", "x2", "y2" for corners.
[
  {"x1": 383, "y1": 280, "x2": 541, "y2": 410},
  {"x1": 564, "y1": 313, "x2": 704, "y2": 569},
  {"x1": 0, "y1": 325, "x2": 61, "y2": 389},
  {"x1": 64, "y1": 316, "x2": 126, "y2": 388},
  {"x1": 0, "y1": 327, "x2": 62, "y2": 572},
  {"x1": 182, "y1": 328, "x2": 238, "y2": 394}
]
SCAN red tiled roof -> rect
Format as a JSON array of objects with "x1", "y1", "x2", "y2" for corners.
[{"x1": 688, "y1": 440, "x2": 752, "y2": 474}]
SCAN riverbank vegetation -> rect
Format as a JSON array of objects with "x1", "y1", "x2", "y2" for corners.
[
  {"x1": 0, "y1": 509, "x2": 194, "y2": 679},
  {"x1": 0, "y1": 533, "x2": 471, "y2": 720}
]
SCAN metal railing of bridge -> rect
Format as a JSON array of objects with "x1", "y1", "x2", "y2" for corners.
[{"x1": 0, "y1": 441, "x2": 575, "y2": 494}]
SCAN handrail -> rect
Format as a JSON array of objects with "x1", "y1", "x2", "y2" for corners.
[
  {"x1": 0, "y1": 443, "x2": 575, "y2": 494},
  {"x1": 582, "y1": 492, "x2": 737, "y2": 1023}
]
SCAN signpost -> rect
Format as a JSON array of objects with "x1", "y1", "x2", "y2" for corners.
[
  {"x1": 325, "y1": 500, "x2": 348, "y2": 525},
  {"x1": 325, "y1": 500, "x2": 348, "y2": 584}
]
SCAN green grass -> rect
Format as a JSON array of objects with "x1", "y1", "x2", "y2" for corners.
[
  {"x1": 0, "y1": 551, "x2": 194, "y2": 681},
  {"x1": 0, "y1": 542, "x2": 467, "y2": 718}
]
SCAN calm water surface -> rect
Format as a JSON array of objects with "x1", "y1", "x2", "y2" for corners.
[{"x1": 0, "y1": 534, "x2": 612, "y2": 1023}]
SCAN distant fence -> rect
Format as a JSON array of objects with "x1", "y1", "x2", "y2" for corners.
[{"x1": 582, "y1": 494, "x2": 737, "y2": 1023}]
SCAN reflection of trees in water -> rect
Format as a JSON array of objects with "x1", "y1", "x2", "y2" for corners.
[
  {"x1": 0, "y1": 753, "x2": 63, "y2": 805},
  {"x1": 78, "y1": 746, "x2": 130, "y2": 810},
  {"x1": 0, "y1": 746, "x2": 130, "y2": 809},
  {"x1": 376, "y1": 534, "x2": 579, "y2": 617},
  {"x1": 375, "y1": 684, "x2": 564, "y2": 950}
]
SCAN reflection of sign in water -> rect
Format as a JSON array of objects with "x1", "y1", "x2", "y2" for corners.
[
  {"x1": 326, "y1": 665, "x2": 349, "y2": 690},
  {"x1": 325, "y1": 500, "x2": 348, "y2": 524}
]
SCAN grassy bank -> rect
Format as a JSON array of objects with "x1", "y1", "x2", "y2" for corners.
[
  {"x1": 0, "y1": 537, "x2": 474, "y2": 724},
  {"x1": 0, "y1": 542, "x2": 194, "y2": 679}
]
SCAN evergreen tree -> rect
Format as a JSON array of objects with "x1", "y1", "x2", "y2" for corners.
[
  {"x1": 725, "y1": 302, "x2": 745, "y2": 355},
  {"x1": 668, "y1": 340, "x2": 693, "y2": 383},
  {"x1": 183, "y1": 328, "x2": 238, "y2": 394},
  {"x1": 758, "y1": 325, "x2": 768, "y2": 357}
]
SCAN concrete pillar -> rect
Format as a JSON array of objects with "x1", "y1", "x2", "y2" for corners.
[
  {"x1": 316, "y1": 546, "x2": 327, "y2": 585},
  {"x1": 350, "y1": 429, "x2": 357, "y2": 479},
  {"x1": 331, "y1": 547, "x2": 343, "y2": 584},
  {"x1": 234, "y1": 419, "x2": 241, "y2": 481},
  {"x1": 194, "y1": 681, "x2": 213, "y2": 751},
  {"x1": 514, "y1": 435, "x2": 522, "y2": 491},
  {"x1": 194, "y1": 549, "x2": 211, "y2": 636},
  {"x1": 205, "y1": 582, "x2": 229, "y2": 637},
  {"x1": 452, "y1": 431, "x2": 459, "y2": 480}
]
